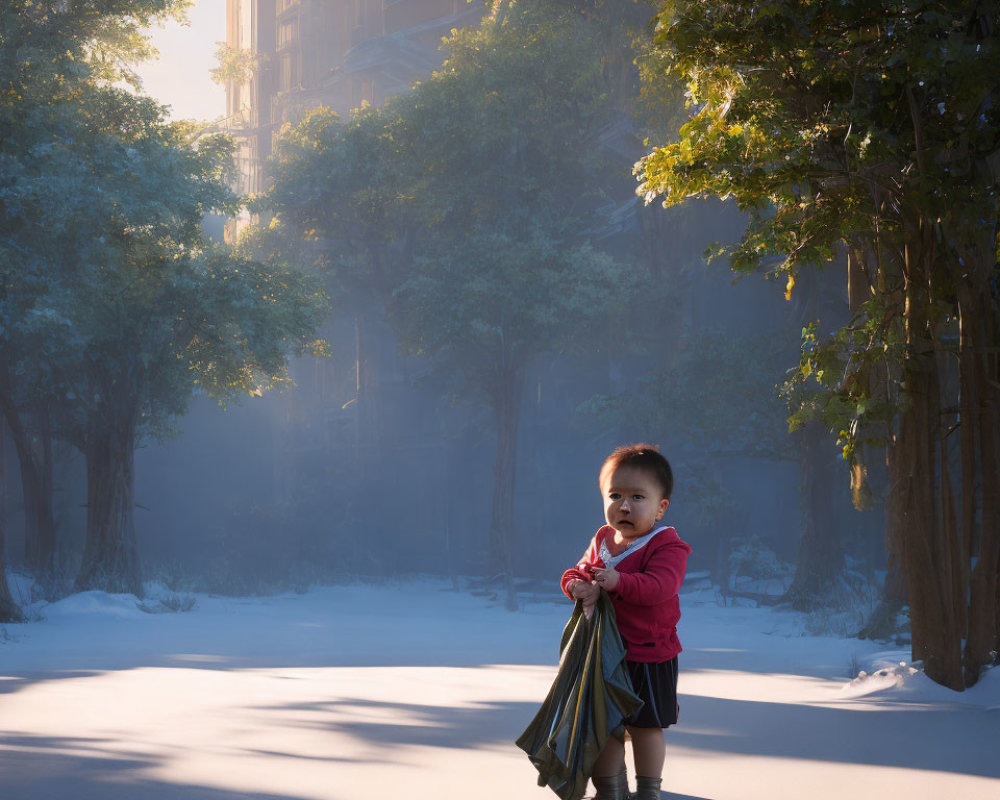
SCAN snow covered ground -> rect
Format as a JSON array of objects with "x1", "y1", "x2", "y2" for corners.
[{"x1": 1, "y1": 575, "x2": 998, "y2": 800}]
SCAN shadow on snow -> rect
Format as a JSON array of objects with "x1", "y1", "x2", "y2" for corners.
[{"x1": 0, "y1": 733, "x2": 314, "y2": 800}]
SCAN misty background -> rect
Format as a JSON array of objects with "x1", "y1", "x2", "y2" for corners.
[
  {"x1": 0, "y1": 0, "x2": 887, "y2": 613},
  {"x1": 2, "y1": 202, "x2": 881, "y2": 594}
]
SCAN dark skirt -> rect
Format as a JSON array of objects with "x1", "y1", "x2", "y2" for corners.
[{"x1": 624, "y1": 657, "x2": 679, "y2": 729}]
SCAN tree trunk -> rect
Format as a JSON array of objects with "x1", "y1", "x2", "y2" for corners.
[
  {"x1": 847, "y1": 249, "x2": 872, "y2": 312},
  {"x1": 859, "y1": 415, "x2": 908, "y2": 641},
  {"x1": 76, "y1": 405, "x2": 143, "y2": 597},
  {"x1": 0, "y1": 397, "x2": 57, "y2": 576},
  {"x1": 489, "y1": 367, "x2": 523, "y2": 612},
  {"x1": 959, "y1": 276, "x2": 1000, "y2": 686},
  {"x1": 0, "y1": 421, "x2": 23, "y2": 623},
  {"x1": 351, "y1": 307, "x2": 381, "y2": 484},
  {"x1": 893, "y1": 242, "x2": 964, "y2": 690},
  {"x1": 783, "y1": 419, "x2": 842, "y2": 610},
  {"x1": 893, "y1": 382, "x2": 963, "y2": 687},
  {"x1": 852, "y1": 247, "x2": 908, "y2": 640},
  {"x1": 19, "y1": 412, "x2": 55, "y2": 575},
  {"x1": 958, "y1": 311, "x2": 977, "y2": 658},
  {"x1": 940, "y1": 426, "x2": 965, "y2": 644}
]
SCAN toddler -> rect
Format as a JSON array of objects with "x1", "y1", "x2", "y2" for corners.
[{"x1": 562, "y1": 443, "x2": 691, "y2": 800}]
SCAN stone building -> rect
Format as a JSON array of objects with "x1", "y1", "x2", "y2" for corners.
[{"x1": 224, "y1": 0, "x2": 483, "y2": 238}]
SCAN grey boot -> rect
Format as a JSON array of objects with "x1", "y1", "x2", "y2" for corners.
[
  {"x1": 633, "y1": 775, "x2": 661, "y2": 800},
  {"x1": 592, "y1": 766, "x2": 630, "y2": 800}
]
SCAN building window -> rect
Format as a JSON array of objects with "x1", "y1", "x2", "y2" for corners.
[
  {"x1": 279, "y1": 53, "x2": 298, "y2": 92},
  {"x1": 277, "y1": 18, "x2": 297, "y2": 49}
]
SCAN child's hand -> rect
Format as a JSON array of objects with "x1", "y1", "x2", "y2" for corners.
[
  {"x1": 594, "y1": 567, "x2": 620, "y2": 591},
  {"x1": 570, "y1": 579, "x2": 600, "y2": 607}
]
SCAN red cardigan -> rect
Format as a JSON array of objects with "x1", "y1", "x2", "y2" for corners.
[{"x1": 561, "y1": 525, "x2": 692, "y2": 663}]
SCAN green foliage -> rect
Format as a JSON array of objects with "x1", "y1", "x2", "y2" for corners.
[
  {"x1": 410, "y1": 1, "x2": 613, "y2": 231},
  {"x1": 677, "y1": 462, "x2": 737, "y2": 533},
  {"x1": 583, "y1": 328, "x2": 795, "y2": 460},
  {"x1": 266, "y1": 0, "x2": 646, "y2": 393},
  {"x1": 3, "y1": 79, "x2": 324, "y2": 438},
  {"x1": 0, "y1": 0, "x2": 327, "y2": 547},
  {"x1": 0, "y1": 1, "x2": 190, "y2": 95},
  {"x1": 183, "y1": 247, "x2": 329, "y2": 405},
  {"x1": 210, "y1": 42, "x2": 263, "y2": 87},
  {"x1": 382, "y1": 0, "x2": 641, "y2": 389},
  {"x1": 783, "y1": 315, "x2": 905, "y2": 462},
  {"x1": 262, "y1": 105, "x2": 411, "y2": 296},
  {"x1": 394, "y1": 231, "x2": 631, "y2": 392},
  {"x1": 637, "y1": 0, "x2": 1000, "y2": 461}
]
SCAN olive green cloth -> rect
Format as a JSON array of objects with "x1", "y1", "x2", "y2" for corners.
[{"x1": 516, "y1": 592, "x2": 643, "y2": 800}]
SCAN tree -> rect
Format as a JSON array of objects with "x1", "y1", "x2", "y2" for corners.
[
  {"x1": 59, "y1": 100, "x2": 326, "y2": 595},
  {"x1": 210, "y1": 42, "x2": 264, "y2": 88},
  {"x1": 393, "y1": 1, "x2": 654, "y2": 608},
  {"x1": 263, "y1": 0, "x2": 645, "y2": 606},
  {"x1": 636, "y1": 0, "x2": 1000, "y2": 688},
  {"x1": 0, "y1": 0, "x2": 194, "y2": 588},
  {"x1": 261, "y1": 104, "x2": 414, "y2": 479},
  {"x1": 0, "y1": 425, "x2": 23, "y2": 622},
  {"x1": 395, "y1": 234, "x2": 629, "y2": 606},
  {"x1": 0, "y1": 1, "x2": 327, "y2": 596}
]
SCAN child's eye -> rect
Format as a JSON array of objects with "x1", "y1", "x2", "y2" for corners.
[
  {"x1": 633, "y1": 495, "x2": 644, "y2": 500},
  {"x1": 608, "y1": 493, "x2": 621, "y2": 500}
]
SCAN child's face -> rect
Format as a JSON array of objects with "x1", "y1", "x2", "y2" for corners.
[{"x1": 601, "y1": 465, "x2": 670, "y2": 540}]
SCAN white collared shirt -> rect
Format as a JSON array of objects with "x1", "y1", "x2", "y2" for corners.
[{"x1": 598, "y1": 525, "x2": 668, "y2": 570}]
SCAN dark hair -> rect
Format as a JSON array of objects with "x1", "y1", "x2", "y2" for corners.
[{"x1": 599, "y1": 443, "x2": 673, "y2": 501}]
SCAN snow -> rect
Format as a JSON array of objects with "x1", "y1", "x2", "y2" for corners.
[{"x1": 1, "y1": 576, "x2": 998, "y2": 800}]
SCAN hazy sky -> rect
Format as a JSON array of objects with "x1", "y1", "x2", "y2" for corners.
[{"x1": 135, "y1": 0, "x2": 227, "y2": 121}]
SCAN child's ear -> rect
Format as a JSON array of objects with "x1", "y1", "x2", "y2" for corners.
[{"x1": 656, "y1": 498, "x2": 669, "y2": 520}]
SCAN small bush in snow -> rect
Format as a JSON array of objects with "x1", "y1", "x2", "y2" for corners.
[
  {"x1": 728, "y1": 536, "x2": 788, "y2": 581},
  {"x1": 804, "y1": 570, "x2": 884, "y2": 637},
  {"x1": 138, "y1": 592, "x2": 197, "y2": 614}
]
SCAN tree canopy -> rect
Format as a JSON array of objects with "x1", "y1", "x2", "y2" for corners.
[{"x1": 0, "y1": 0, "x2": 326, "y2": 607}]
